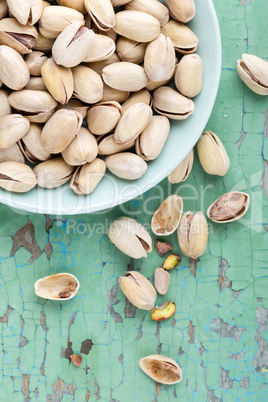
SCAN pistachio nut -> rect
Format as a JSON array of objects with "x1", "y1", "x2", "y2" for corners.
[
  {"x1": 34, "y1": 273, "x2": 80, "y2": 301},
  {"x1": 84, "y1": 0, "x2": 115, "y2": 31},
  {"x1": 8, "y1": 90, "x2": 57, "y2": 123},
  {"x1": 136, "y1": 115, "x2": 170, "y2": 161},
  {"x1": 114, "y1": 103, "x2": 152, "y2": 145},
  {"x1": 153, "y1": 86, "x2": 194, "y2": 120},
  {"x1": 175, "y1": 53, "x2": 203, "y2": 98},
  {"x1": 237, "y1": 54, "x2": 268, "y2": 96},
  {"x1": 125, "y1": 0, "x2": 169, "y2": 27},
  {"x1": 0, "y1": 1, "x2": 7, "y2": 19},
  {"x1": 121, "y1": 89, "x2": 152, "y2": 114},
  {"x1": 0, "y1": 89, "x2": 11, "y2": 118},
  {"x1": 197, "y1": 130, "x2": 230, "y2": 176},
  {"x1": 114, "y1": 10, "x2": 160, "y2": 43},
  {"x1": 70, "y1": 158, "x2": 106, "y2": 195},
  {"x1": 162, "y1": 253, "x2": 181, "y2": 270},
  {"x1": 41, "y1": 58, "x2": 73, "y2": 104},
  {"x1": 154, "y1": 268, "x2": 170, "y2": 295},
  {"x1": 116, "y1": 37, "x2": 147, "y2": 64},
  {"x1": 177, "y1": 211, "x2": 208, "y2": 259},
  {"x1": 57, "y1": 0, "x2": 86, "y2": 14},
  {"x1": 154, "y1": 240, "x2": 173, "y2": 257},
  {"x1": 108, "y1": 216, "x2": 152, "y2": 259},
  {"x1": 72, "y1": 65, "x2": 103, "y2": 104},
  {"x1": 57, "y1": 99, "x2": 88, "y2": 119},
  {"x1": 33, "y1": 157, "x2": 74, "y2": 188},
  {"x1": 91, "y1": 22, "x2": 117, "y2": 42},
  {"x1": 25, "y1": 51, "x2": 47, "y2": 76},
  {"x1": 41, "y1": 109, "x2": 83, "y2": 154},
  {"x1": 145, "y1": 77, "x2": 170, "y2": 91},
  {"x1": 87, "y1": 101, "x2": 122, "y2": 136},
  {"x1": 0, "y1": 143, "x2": 25, "y2": 164},
  {"x1": 105, "y1": 152, "x2": 147, "y2": 180},
  {"x1": 144, "y1": 34, "x2": 175, "y2": 82},
  {"x1": 151, "y1": 194, "x2": 183, "y2": 236},
  {"x1": 33, "y1": 29, "x2": 54, "y2": 52},
  {"x1": 168, "y1": 148, "x2": 194, "y2": 184},
  {"x1": 161, "y1": 20, "x2": 198, "y2": 54},
  {"x1": 39, "y1": 6, "x2": 84, "y2": 39},
  {"x1": 0, "y1": 18, "x2": 38, "y2": 54},
  {"x1": 151, "y1": 301, "x2": 176, "y2": 321},
  {"x1": 165, "y1": 0, "x2": 196, "y2": 23},
  {"x1": 119, "y1": 271, "x2": 156, "y2": 310},
  {"x1": 19, "y1": 123, "x2": 51, "y2": 163},
  {"x1": 52, "y1": 23, "x2": 95, "y2": 68},
  {"x1": 0, "y1": 45, "x2": 29, "y2": 90},
  {"x1": 83, "y1": 34, "x2": 115, "y2": 63},
  {"x1": 207, "y1": 192, "x2": 250, "y2": 223},
  {"x1": 139, "y1": 355, "x2": 182, "y2": 384},
  {"x1": 111, "y1": 0, "x2": 133, "y2": 5},
  {"x1": 42, "y1": 1, "x2": 51, "y2": 10},
  {"x1": 0, "y1": 161, "x2": 37, "y2": 192},
  {"x1": 101, "y1": 83, "x2": 130, "y2": 103},
  {"x1": 102, "y1": 62, "x2": 148, "y2": 92},
  {"x1": 7, "y1": 0, "x2": 43, "y2": 26},
  {"x1": 84, "y1": 53, "x2": 121, "y2": 76},
  {"x1": 24, "y1": 76, "x2": 46, "y2": 91},
  {"x1": 0, "y1": 114, "x2": 30, "y2": 148},
  {"x1": 62, "y1": 127, "x2": 98, "y2": 166},
  {"x1": 98, "y1": 134, "x2": 135, "y2": 156}
]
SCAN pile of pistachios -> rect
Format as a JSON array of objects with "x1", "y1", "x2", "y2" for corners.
[{"x1": 0, "y1": 0, "x2": 204, "y2": 194}]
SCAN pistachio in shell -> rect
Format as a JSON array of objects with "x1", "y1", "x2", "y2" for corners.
[
  {"x1": 7, "y1": 0, "x2": 43, "y2": 26},
  {"x1": 0, "y1": 17, "x2": 38, "y2": 54},
  {"x1": 119, "y1": 271, "x2": 156, "y2": 310},
  {"x1": 24, "y1": 76, "x2": 46, "y2": 91},
  {"x1": 62, "y1": 127, "x2": 98, "y2": 166},
  {"x1": 0, "y1": 161, "x2": 37, "y2": 193},
  {"x1": 0, "y1": 143, "x2": 25, "y2": 164},
  {"x1": 161, "y1": 20, "x2": 198, "y2": 54},
  {"x1": 34, "y1": 273, "x2": 79, "y2": 301},
  {"x1": 0, "y1": 114, "x2": 30, "y2": 149},
  {"x1": 207, "y1": 192, "x2": 250, "y2": 223},
  {"x1": 153, "y1": 86, "x2": 194, "y2": 120},
  {"x1": 121, "y1": 89, "x2": 152, "y2": 114},
  {"x1": 116, "y1": 37, "x2": 147, "y2": 64},
  {"x1": 102, "y1": 62, "x2": 148, "y2": 92},
  {"x1": 87, "y1": 101, "x2": 122, "y2": 136},
  {"x1": 151, "y1": 195, "x2": 183, "y2": 236},
  {"x1": 98, "y1": 134, "x2": 135, "y2": 156},
  {"x1": 125, "y1": 0, "x2": 169, "y2": 27},
  {"x1": 237, "y1": 53, "x2": 268, "y2": 96},
  {"x1": 105, "y1": 152, "x2": 148, "y2": 180},
  {"x1": 70, "y1": 158, "x2": 106, "y2": 195},
  {"x1": 72, "y1": 65, "x2": 103, "y2": 104},
  {"x1": 0, "y1": 89, "x2": 11, "y2": 119},
  {"x1": 144, "y1": 34, "x2": 175, "y2": 82},
  {"x1": 83, "y1": 34, "x2": 115, "y2": 63},
  {"x1": 25, "y1": 51, "x2": 48, "y2": 76},
  {"x1": 168, "y1": 149, "x2": 194, "y2": 184},
  {"x1": 175, "y1": 53, "x2": 203, "y2": 98},
  {"x1": 19, "y1": 123, "x2": 51, "y2": 163},
  {"x1": 0, "y1": 45, "x2": 30, "y2": 90},
  {"x1": 165, "y1": 0, "x2": 196, "y2": 23},
  {"x1": 177, "y1": 211, "x2": 208, "y2": 259},
  {"x1": 39, "y1": 6, "x2": 84, "y2": 39},
  {"x1": 33, "y1": 157, "x2": 74, "y2": 188},
  {"x1": 84, "y1": 0, "x2": 115, "y2": 31},
  {"x1": 139, "y1": 355, "x2": 182, "y2": 385}
]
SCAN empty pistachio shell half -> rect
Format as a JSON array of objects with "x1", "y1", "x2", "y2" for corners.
[
  {"x1": 121, "y1": 89, "x2": 152, "y2": 114},
  {"x1": 175, "y1": 54, "x2": 203, "y2": 98},
  {"x1": 0, "y1": 45, "x2": 30, "y2": 90},
  {"x1": 161, "y1": 20, "x2": 198, "y2": 54},
  {"x1": 25, "y1": 51, "x2": 48, "y2": 76},
  {"x1": 0, "y1": 17, "x2": 38, "y2": 54},
  {"x1": 154, "y1": 268, "x2": 170, "y2": 295},
  {"x1": 151, "y1": 194, "x2": 183, "y2": 236},
  {"x1": 0, "y1": 143, "x2": 25, "y2": 164},
  {"x1": 102, "y1": 62, "x2": 148, "y2": 92},
  {"x1": 237, "y1": 54, "x2": 268, "y2": 96},
  {"x1": 85, "y1": 0, "x2": 115, "y2": 31},
  {"x1": 207, "y1": 192, "x2": 250, "y2": 223},
  {"x1": 7, "y1": 0, "x2": 43, "y2": 26},
  {"x1": 114, "y1": 10, "x2": 160, "y2": 43},
  {"x1": 19, "y1": 123, "x2": 51, "y2": 163},
  {"x1": 125, "y1": 0, "x2": 169, "y2": 27},
  {"x1": 70, "y1": 158, "x2": 106, "y2": 195},
  {"x1": 0, "y1": 161, "x2": 37, "y2": 192},
  {"x1": 136, "y1": 115, "x2": 170, "y2": 161},
  {"x1": 119, "y1": 271, "x2": 156, "y2": 310},
  {"x1": 151, "y1": 301, "x2": 176, "y2": 321},
  {"x1": 87, "y1": 101, "x2": 122, "y2": 136},
  {"x1": 197, "y1": 131, "x2": 230, "y2": 176},
  {"x1": 144, "y1": 34, "x2": 175, "y2": 82},
  {"x1": 153, "y1": 86, "x2": 194, "y2": 120},
  {"x1": 139, "y1": 355, "x2": 182, "y2": 385},
  {"x1": 34, "y1": 273, "x2": 79, "y2": 301},
  {"x1": 108, "y1": 217, "x2": 152, "y2": 259},
  {"x1": 165, "y1": 0, "x2": 196, "y2": 23},
  {"x1": 105, "y1": 152, "x2": 147, "y2": 180},
  {"x1": 33, "y1": 157, "x2": 74, "y2": 188},
  {"x1": 168, "y1": 149, "x2": 194, "y2": 184},
  {"x1": 0, "y1": 114, "x2": 30, "y2": 148},
  {"x1": 178, "y1": 211, "x2": 208, "y2": 259}
]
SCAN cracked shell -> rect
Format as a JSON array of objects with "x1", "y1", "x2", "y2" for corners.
[
  {"x1": 151, "y1": 194, "x2": 183, "y2": 236},
  {"x1": 197, "y1": 130, "x2": 230, "y2": 176},
  {"x1": 84, "y1": 0, "x2": 115, "y2": 31},
  {"x1": 165, "y1": 0, "x2": 196, "y2": 23},
  {"x1": 87, "y1": 101, "x2": 122, "y2": 136},
  {"x1": 34, "y1": 273, "x2": 79, "y2": 301},
  {"x1": 72, "y1": 65, "x2": 103, "y2": 104},
  {"x1": 139, "y1": 355, "x2": 182, "y2": 384},
  {"x1": 0, "y1": 114, "x2": 30, "y2": 148},
  {"x1": 168, "y1": 148, "x2": 194, "y2": 184},
  {"x1": 177, "y1": 211, "x2": 208, "y2": 259},
  {"x1": 175, "y1": 53, "x2": 203, "y2": 98},
  {"x1": 33, "y1": 157, "x2": 74, "y2": 188},
  {"x1": 7, "y1": 0, "x2": 43, "y2": 26},
  {"x1": 19, "y1": 123, "x2": 51, "y2": 163},
  {"x1": 237, "y1": 53, "x2": 268, "y2": 96},
  {"x1": 119, "y1": 271, "x2": 156, "y2": 310},
  {"x1": 207, "y1": 192, "x2": 250, "y2": 223},
  {"x1": 161, "y1": 20, "x2": 198, "y2": 54},
  {"x1": 0, "y1": 18, "x2": 38, "y2": 54},
  {"x1": 144, "y1": 34, "x2": 175, "y2": 82},
  {"x1": 105, "y1": 152, "x2": 147, "y2": 180},
  {"x1": 62, "y1": 127, "x2": 98, "y2": 166},
  {"x1": 0, "y1": 161, "x2": 37, "y2": 192},
  {"x1": 108, "y1": 216, "x2": 152, "y2": 259},
  {"x1": 153, "y1": 86, "x2": 194, "y2": 120},
  {"x1": 125, "y1": 0, "x2": 169, "y2": 27},
  {"x1": 0, "y1": 45, "x2": 29, "y2": 90},
  {"x1": 83, "y1": 34, "x2": 115, "y2": 63},
  {"x1": 70, "y1": 158, "x2": 106, "y2": 195}
]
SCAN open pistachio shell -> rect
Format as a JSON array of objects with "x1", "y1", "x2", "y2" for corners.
[
  {"x1": 0, "y1": 18, "x2": 38, "y2": 54},
  {"x1": 116, "y1": 37, "x2": 146, "y2": 64},
  {"x1": 161, "y1": 20, "x2": 198, "y2": 54},
  {"x1": 84, "y1": 0, "x2": 115, "y2": 31},
  {"x1": 34, "y1": 273, "x2": 79, "y2": 301},
  {"x1": 151, "y1": 194, "x2": 183, "y2": 236},
  {"x1": 108, "y1": 216, "x2": 152, "y2": 259},
  {"x1": 19, "y1": 123, "x2": 51, "y2": 163},
  {"x1": 197, "y1": 131, "x2": 230, "y2": 176},
  {"x1": 237, "y1": 54, "x2": 268, "y2": 96},
  {"x1": 207, "y1": 192, "x2": 250, "y2": 223},
  {"x1": 33, "y1": 157, "x2": 74, "y2": 188},
  {"x1": 153, "y1": 86, "x2": 194, "y2": 120},
  {"x1": 7, "y1": 0, "x2": 43, "y2": 26},
  {"x1": 62, "y1": 127, "x2": 98, "y2": 166},
  {"x1": 39, "y1": 6, "x2": 84, "y2": 39},
  {"x1": 168, "y1": 148, "x2": 194, "y2": 184},
  {"x1": 0, "y1": 161, "x2": 37, "y2": 192},
  {"x1": 139, "y1": 355, "x2": 182, "y2": 385},
  {"x1": 70, "y1": 158, "x2": 106, "y2": 195}
]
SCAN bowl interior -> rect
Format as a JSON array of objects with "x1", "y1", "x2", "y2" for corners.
[{"x1": 0, "y1": 0, "x2": 222, "y2": 215}]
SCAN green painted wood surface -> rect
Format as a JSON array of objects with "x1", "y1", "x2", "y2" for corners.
[{"x1": 0, "y1": 0, "x2": 268, "y2": 400}]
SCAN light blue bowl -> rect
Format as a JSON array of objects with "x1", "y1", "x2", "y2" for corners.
[{"x1": 0, "y1": 0, "x2": 221, "y2": 214}]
